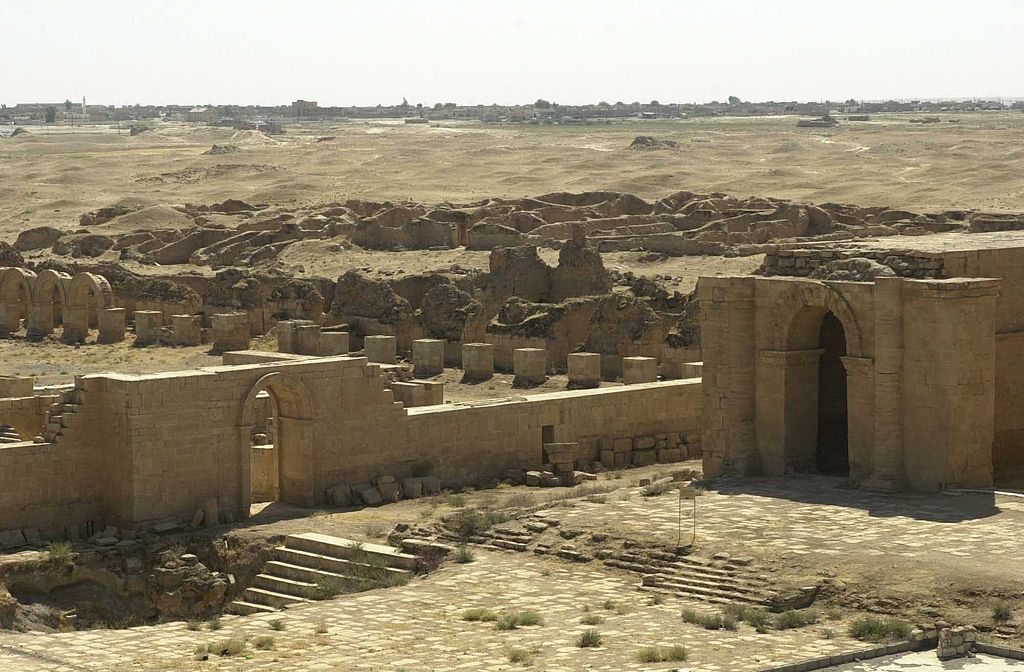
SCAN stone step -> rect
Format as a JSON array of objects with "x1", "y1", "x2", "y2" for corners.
[
  {"x1": 264, "y1": 560, "x2": 371, "y2": 592},
  {"x1": 621, "y1": 553, "x2": 740, "y2": 577},
  {"x1": 284, "y1": 532, "x2": 417, "y2": 570},
  {"x1": 273, "y1": 547, "x2": 411, "y2": 579},
  {"x1": 240, "y1": 586, "x2": 309, "y2": 609},
  {"x1": 254, "y1": 573, "x2": 320, "y2": 599},
  {"x1": 651, "y1": 572, "x2": 770, "y2": 595},
  {"x1": 226, "y1": 599, "x2": 278, "y2": 616},
  {"x1": 650, "y1": 579, "x2": 770, "y2": 604},
  {"x1": 491, "y1": 539, "x2": 529, "y2": 552}
]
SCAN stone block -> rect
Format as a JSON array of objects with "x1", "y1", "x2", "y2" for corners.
[
  {"x1": 634, "y1": 436, "x2": 656, "y2": 451},
  {"x1": 413, "y1": 338, "x2": 445, "y2": 376},
  {"x1": 600, "y1": 449, "x2": 615, "y2": 469},
  {"x1": 320, "y1": 331, "x2": 349, "y2": 355},
  {"x1": 353, "y1": 484, "x2": 384, "y2": 506},
  {"x1": 544, "y1": 442, "x2": 577, "y2": 464},
  {"x1": 634, "y1": 450, "x2": 657, "y2": 467},
  {"x1": 0, "y1": 529, "x2": 26, "y2": 549},
  {"x1": 512, "y1": 348, "x2": 546, "y2": 387},
  {"x1": 365, "y1": 335, "x2": 396, "y2": 364},
  {"x1": 211, "y1": 313, "x2": 250, "y2": 352},
  {"x1": 567, "y1": 352, "x2": 601, "y2": 389},
  {"x1": 171, "y1": 314, "x2": 202, "y2": 346},
  {"x1": 325, "y1": 484, "x2": 352, "y2": 507},
  {"x1": 525, "y1": 471, "x2": 542, "y2": 487},
  {"x1": 657, "y1": 448, "x2": 682, "y2": 463},
  {"x1": 614, "y1": 451, "x2": 633, "y2": 468},
  {"x1": 539, "y1": 471, "x2": 560, "y2": 487},
  {"x1": 98, "y1": 308, "x2": 126, "y2": 343},
  {"x1": 421, "y1": 476, "x2": 442, "y2": 495},
  {"x1": 293, "y1": 324, "x2": 322, "y2": 355},
  {"x1": 552, "y1": 462, "x2": 574, "y2": 475},
  {"x1": 392, "y1": 381, "x2": 427, "y2": 408},
  {"x1": 613, "y1": 437, "x2": 633, "y2": 453},
  {"x1": 622, "y1": 356, "x2": 658, "y2": 384},
  {"x1": 133, "y1": 310, "x2": 163, "y2": 346},
  {"x1": 203, "y1": 498, "x2": 220, "y2": 527},
  {"x1": 401, "y1": 478, "x2": 424, "y2": 499},
  {"x1": 572, "y1": 471, "x2": 597, "y2": 484},
  {"x1": 416, "y1": 381, "x2": 444, "y2": 406},
  {"x1": 276, "y1": 319, "x2": 313, "y2": 354},
  {"x1": 462, "y1": 342, "x2": 494, "y2": 381},
  {"x1": 0, "y1": 375, "x2": 33, "y2": 398},
  {"x1": 378, "y1": 481, "x2": 402, "y2": 502}
]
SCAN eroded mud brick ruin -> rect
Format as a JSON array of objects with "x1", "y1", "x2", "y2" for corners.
[
  {"x1": 2, "y1": 184, "x2": 1024, "y2": 667},
  {"x1": 3, "y1": 191, "x2": 1024, "y2": 536}
]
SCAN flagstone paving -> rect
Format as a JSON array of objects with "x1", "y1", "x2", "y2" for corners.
[
  {"x1": 0, "y1": 549, "x2": 862, "y2": 671},
  {"x1": 1, "y1": 474, "x2": 1020, "y2": 670}
]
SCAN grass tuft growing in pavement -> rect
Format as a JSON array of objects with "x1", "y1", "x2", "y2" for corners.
[{"x1": 848, "y1": 616, "x2": 912, "y2": 642}]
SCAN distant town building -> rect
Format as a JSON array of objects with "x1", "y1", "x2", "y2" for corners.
[
  {"x1": 184, "y1": 107, "x2": 214, "y2": 123},
  {"x1": 292, "y1": 100, "x2": 319, "y2": 118}
]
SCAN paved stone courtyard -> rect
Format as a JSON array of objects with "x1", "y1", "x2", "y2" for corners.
[
  {"x1": 1, "y1": 474, "x2": 1021, "y2": 670},
  {"x1": 555, "y1": 476, "x2": 1024, "y2": 579},
  {"x1": 0, "y1": 548, "x2": 863, "y2": 671},
  {"x1": 834, "y1": 650, "x2": 1024, "y2": 671}
]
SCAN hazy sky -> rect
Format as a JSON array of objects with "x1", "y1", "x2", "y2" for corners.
[{"x1": 3, "y1": 0, "x2": 1022, "y2": 106}]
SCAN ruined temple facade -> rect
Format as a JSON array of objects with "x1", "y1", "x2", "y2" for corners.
[{"x1": 698, "y1": 273, "x2": 1018, "y2": 491}]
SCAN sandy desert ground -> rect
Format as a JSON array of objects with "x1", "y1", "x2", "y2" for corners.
[{"x1": 3, "y1": 112, "x2": 1024, "y2": 245}]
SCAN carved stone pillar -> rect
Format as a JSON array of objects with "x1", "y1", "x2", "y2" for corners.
[{"x1": 841, "y1": 356, "x2": 875, "y2": 486}]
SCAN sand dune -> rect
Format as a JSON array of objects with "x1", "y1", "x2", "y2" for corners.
[{"x1": 2, "y1": 113, "x2": 1023, "y2": 240}]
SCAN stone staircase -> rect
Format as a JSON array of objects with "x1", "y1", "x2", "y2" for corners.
[
  {"x1": 42, "y1": 386, "x2": 84, "y2": 444},
  {"x1": 423, "y1": 511, "x2": 778, "y2": 608},
  {"x1": 228, "y1": 532, "x2": 419, "y2": 615},
  {"x1": 611, "y1": 551, "x2": 775, "y2": 605},
  {"x1": 0, "y1": 425, "x2": 23, "y2": 444}
]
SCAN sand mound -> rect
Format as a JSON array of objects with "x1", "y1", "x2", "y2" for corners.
[
  {"x1": 203, "y1": 144, "x2": 239, "y2": 155},
  {"x1": 629, "y1": 136, "x2": 679, "y2": 151},
  {"x1": 106, "y1": 204, "x2": 194, "y2": 231},
  {"x1": 230, "y1": 130, "x2": 280, "y2": 146}
]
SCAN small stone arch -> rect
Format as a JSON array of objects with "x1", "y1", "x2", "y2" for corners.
[
  {"x1": 0, "y1": 268, "x2": 36, "y2": 333},
  {"x1": 62, "y1": 273, "x2": 115, "y2": 343},
  {"x1": 238, "y1": 372, "x2": 317, "y2": 512},
  {"x1": 773, "y1": 281, "x2": 864, "y2": 357},
  {"x1": 27, "y1": 269, "x2": 72, "y2": 339}
]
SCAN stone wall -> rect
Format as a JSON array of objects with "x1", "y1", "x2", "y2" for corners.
[
  {"x1": 759, "y1": 248, "x2": 945, "y2": 279},
  {"x1": 0, "y1": 394, "x2": 58, "y2": 440},
  {"x1": 0, "y1": 356, "x2": 702, "y2": 537}
]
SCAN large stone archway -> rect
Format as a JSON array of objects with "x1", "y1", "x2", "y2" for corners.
[
  {"x1": 62, "y1": 273, "x2": 115, "y2": 343},
  {"x1": 0, "y1": 268, "x2": 36, "y2": 334},
  {"x1": 238, "y1": 372, "x2": 316, "y2": 515},
  {"x1": 27, "y1": 269, "x2": 71, "y2": 340}
]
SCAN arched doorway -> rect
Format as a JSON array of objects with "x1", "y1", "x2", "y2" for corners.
[
  {"x1": 778, "y1": 295, "x2": 859, "y2": 478},
  {"x1": 816, "y1": 313, "x2": 849, "y2": 475},
  {"x1": 238, "y1": 373, "x2": 316, "y2": 516}
]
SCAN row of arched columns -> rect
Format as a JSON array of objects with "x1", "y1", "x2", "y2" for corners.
[{"x1": 0, "y1": 267, "x2": 114, "y2": 342}]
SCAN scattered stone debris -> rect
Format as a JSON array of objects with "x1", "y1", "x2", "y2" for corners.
[
  {"x1": 628, "y1": 136, "x2": 680, "y2": 151},
  {"x1": 202, "y1": 144, "x2": 239, "y2": 155}
]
